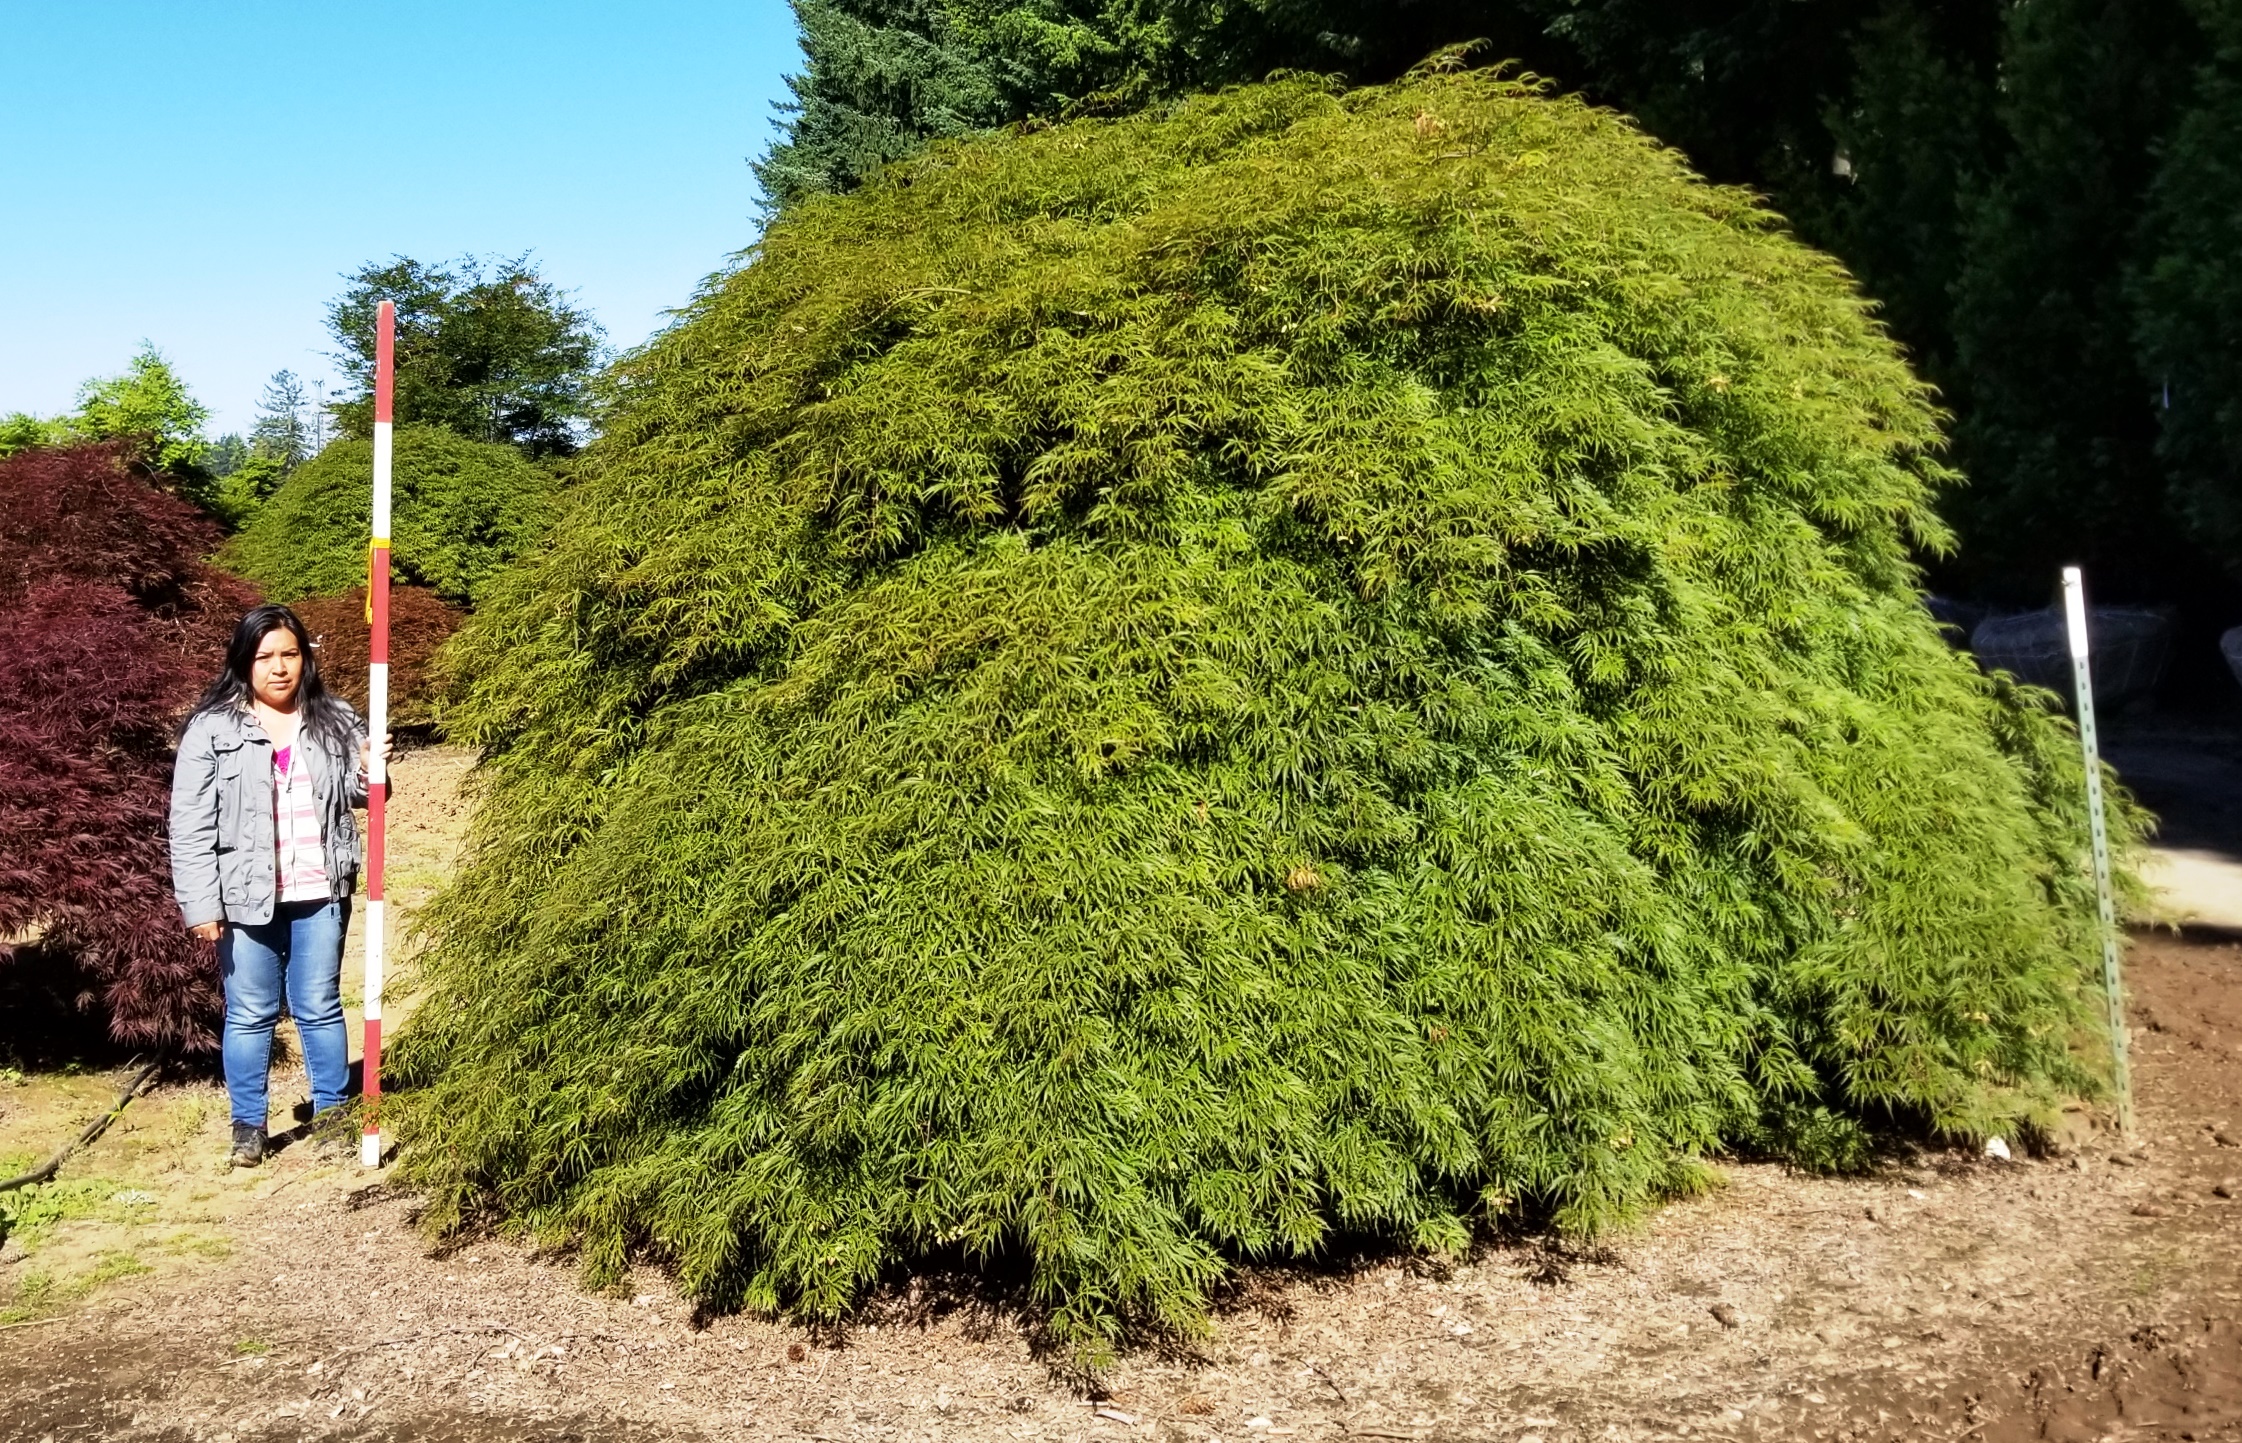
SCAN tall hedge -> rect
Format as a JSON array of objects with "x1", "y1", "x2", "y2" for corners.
[
  {"x1": 393, "y1": 71, "x2": 2123, "y2": 1348},
  {"x1": 220, "y1": 424, "x2": 560, "y2": 607},
  {"x1": 0, "y1": 445, "x2": 255, "y2": 1052}
]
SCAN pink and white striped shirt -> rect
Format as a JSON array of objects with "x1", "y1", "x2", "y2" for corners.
[{"x1": 273, "y1": 742, "x2": 330, "y2": 902}]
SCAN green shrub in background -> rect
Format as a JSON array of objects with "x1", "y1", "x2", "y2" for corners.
[
  {"x1": 219, "y1": 424, "x2": 559, "y2": 606},
  {"x1": 392, "y1": 69, "x2": 2131, "y2": 1353}
]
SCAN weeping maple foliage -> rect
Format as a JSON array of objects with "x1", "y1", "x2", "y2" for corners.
[
  {"x1": 0, "y1": 444, "x2": 255, "y2": 1052},
  {"x1": 221, "y1": 424, "x2": 562, "y2": 608},
  {"x1": 392, "y1": 70, "x2": 2134, "y2": 1349}
]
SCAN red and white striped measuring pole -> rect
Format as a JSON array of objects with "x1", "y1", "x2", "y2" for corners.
[{"x1": 361, "y1": 299, "x2": 394, "y2": 1169}]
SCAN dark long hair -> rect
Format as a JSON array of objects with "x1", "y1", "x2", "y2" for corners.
[{"x1": 182, "y1": 603, "x2": 357, "y2": 753}]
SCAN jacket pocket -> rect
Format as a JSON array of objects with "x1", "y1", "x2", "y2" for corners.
[{"x1": 217, "y1": 848, "x2": 268, "y2": 909}]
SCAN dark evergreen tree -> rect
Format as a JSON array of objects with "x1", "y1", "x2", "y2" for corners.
[
  {"x1": 2134, "y1": 0, "x2": 2242, "y2": 577},
  {"x1": 754, "y1": 0, "x2": 1007, "y2": 209},
  {"x1": 1797, "y1": 2, "x2": 2005, "y2": 383},
  {"x1": 1943, "y1": 0, "x2": 2204, "y2": 602},
  {"x1": 1507, "y1": 0, "x2": 1906, "y2": 189}
]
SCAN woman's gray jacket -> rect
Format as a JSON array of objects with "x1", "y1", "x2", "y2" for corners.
[{"x1": 169, "y1": 705, "x2": 369, "y2": 928}]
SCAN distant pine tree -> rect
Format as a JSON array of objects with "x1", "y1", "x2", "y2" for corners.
[
  {"x1": 250, "y1": 369, "x2": 313, "y2": 470},
  {"x1": 200, "y1": 369, "x2": 321, "y2": 531},
  {"x1": 204, "y1": 433, "x2": 250, "y2": 478}
]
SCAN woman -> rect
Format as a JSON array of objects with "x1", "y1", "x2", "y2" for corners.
[{"x1": 170, "y1": 603, "x2": 389, "y2": 1167}]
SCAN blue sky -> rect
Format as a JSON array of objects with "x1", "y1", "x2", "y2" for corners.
[{"x1": 0, "y1": 2, "x2": 802, "y2": 437}]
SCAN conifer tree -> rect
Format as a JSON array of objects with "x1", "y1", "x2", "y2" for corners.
[
  {"x1": 2133, "y1": 0, "x2": 2242, "y2": 576},
  {"x1": 1796, "y1": 2, "x2": 2005, "y2": 385},
  {"x1": 1944, "y1": 0, "x2": 2204, "y2": 601},
  {"x1": 250, "y1": 369, "x2": 313, "y2": 470},
  {"x1": 205, "y1": 433, "x2": 250, "y2": 477},
  {"x1": 754, "y1": 0, "x2": 1008, "y2": 209},
  {"x1": 205, "y1": 369, "x2": 319, "y2": 529}
]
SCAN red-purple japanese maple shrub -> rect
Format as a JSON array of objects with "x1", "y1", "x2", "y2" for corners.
[
  {"x1": 0, "y1": 444, "x2": 257, "y2": 1053},
  {"x1": 292, "y1": 586, "x2": 465, "y2": 731}
]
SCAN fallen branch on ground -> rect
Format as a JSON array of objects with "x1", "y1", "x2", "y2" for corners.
[{"x1": 0, "y1": 1057, "x2": 161, "y2": 1194}]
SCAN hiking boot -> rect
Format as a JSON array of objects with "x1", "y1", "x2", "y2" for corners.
[{"x1": 229, "y1": 1122, "x2": 266, "y2": 1168}]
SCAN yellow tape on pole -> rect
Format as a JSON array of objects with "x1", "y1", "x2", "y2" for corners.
[{"x1": 365, "y1": 537, "x2": 390, "y2": 623}]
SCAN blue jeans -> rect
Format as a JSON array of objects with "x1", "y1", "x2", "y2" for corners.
[{"x1": 219, "y1": 898, "x2": 350, "y2": 1128}]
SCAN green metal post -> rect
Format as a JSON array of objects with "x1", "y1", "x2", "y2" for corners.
[{"x1": 2062, "y1": 566, "x2": 2132, "y2": 1136}]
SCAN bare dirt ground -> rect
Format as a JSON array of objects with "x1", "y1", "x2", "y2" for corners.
[{"x1": 4, "y1": 749, "x2": 2241, "y2": 1443}]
